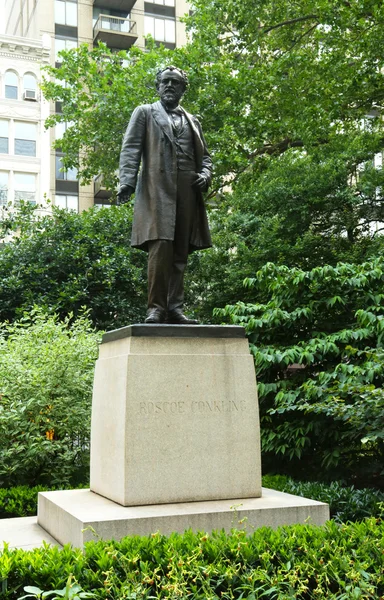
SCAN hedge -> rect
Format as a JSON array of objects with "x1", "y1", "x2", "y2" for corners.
[
  {"x1": 262, "y1": 475, "x2": 384, "y2": 523},
  {"x1": 1, "y1": 519, "x2": 383, "y2": 599}
]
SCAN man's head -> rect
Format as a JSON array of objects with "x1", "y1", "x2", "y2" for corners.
[{"x1": 156, "y1": 66, "x2": 188, "y2": 109}]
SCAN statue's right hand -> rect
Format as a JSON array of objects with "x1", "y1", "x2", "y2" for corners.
[{"x1": 117, "y1": 185, "x2": 134, "y2": 205}]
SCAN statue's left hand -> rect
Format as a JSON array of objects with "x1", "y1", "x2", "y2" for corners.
[
  {"x1": 193, "y1": 173, "x2": 208, "y2": 191},
  {"x1": 117, "y1": 185, "x2": 134, "y2": 205}
]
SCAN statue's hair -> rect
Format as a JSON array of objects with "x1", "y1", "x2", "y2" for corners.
[{"x1": 155, "y1": 65, "x2": 188, "y2": 90}]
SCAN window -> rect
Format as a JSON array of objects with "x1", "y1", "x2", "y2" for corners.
[
  {"x1": 5, "y1": 71, "x2": 18, "y2": 99},
  {"x1": 152, "y1": 0, "x2": 175, "y2": 5},
  {"x1": 0, "y1": 120, "x2": 9, "y2": 154},
  {"x1": 55, "y1": 37, "x2": 77, "y2": 61},
  {"x1": 55, "y1": 155, "x2": 78, "y2": 180},
  {"x1": 55, "y1": 0, "x2": 77, "y2": 26},
  {"x1": 55, "y1": 120, "x2": 74, "y2": 143},
  {"x1": 14, "y1": 172, "x2": 36, "y2": 205},
  {"x1": 55, "y1": 194, "x2": 78, "y2": 211},
  {"x1": 94, "y1": 202, "x2": 112, "y2": 210},
  {"x1": 23, "y1": 73, "x2": 37, "y2": 97},
  {"x1": 0, "y1": 172, "x2": 8, "y2": 206},
  {"x1": 15, "y1": 122, "x2": 37, "y2": 156},
  {"x1": 144, "y1": 15, "x2": 175, "y2": 43}
]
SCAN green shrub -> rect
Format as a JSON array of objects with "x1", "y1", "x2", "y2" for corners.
[
  {"x1": 0, "y1": 520, "x2": 383, "y2": 599},
  {"x1": 263, "y1": 475, "x2": 384, "y2": 523},
  {"x1": 0, "y1": 309, "x2": 101, "y2": 488},
  {"x1": 0, "y1": 484, "x2": 89, "y2": 519},
  {"x1": 216, "y1": 259, "x2": 384, "y2": 484}
]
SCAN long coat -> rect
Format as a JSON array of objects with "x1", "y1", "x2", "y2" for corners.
[{"x1": 119, "y1": 100, "x2": 213, "y2": 253}]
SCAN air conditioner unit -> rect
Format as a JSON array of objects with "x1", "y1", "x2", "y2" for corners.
[{"x1": 23, "y1": 89, "x2": 37, "y2": 101}]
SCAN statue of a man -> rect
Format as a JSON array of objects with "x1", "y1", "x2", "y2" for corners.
[{"x1": 117, "y1": 66, "x2": 212, "y2": 324}]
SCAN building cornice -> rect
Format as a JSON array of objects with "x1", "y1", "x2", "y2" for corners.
[{"x1": 0, "y1": 35, "x2": 51, "y2": 64}]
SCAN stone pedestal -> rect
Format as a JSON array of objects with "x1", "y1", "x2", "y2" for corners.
[
  {"x1": 37, "y1": 325, "x2": 329, "y2": 547},
  {"x1": 90, "y1": 324, "x2": 262, "y2": 506},
  {"x1": 37, "y1": 488, "x2": 330, "y2": 548}
]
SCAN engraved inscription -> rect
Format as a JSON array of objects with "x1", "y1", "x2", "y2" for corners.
[
  {"x1": 139, "y1": 399, "x2": 247, "y2": 416},
  {"x1": 191, "y1": 400, "x2": 247, "y2": 413},
  {"x1": 139, "y1": 401, "x2": 185, "y2": 415}
]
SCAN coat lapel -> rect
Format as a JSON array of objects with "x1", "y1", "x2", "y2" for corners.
[
  {"x1": 182, "y1": 108, "x2": 204, "y2": 167},
  {"x1": 151, "y1": 101, "x2": 205, "y2": 168},
  {"x1": 151, "y1": 101, "x2": 174, "y2": 142}
]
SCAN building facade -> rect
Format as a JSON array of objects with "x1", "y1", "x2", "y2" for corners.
[
  {"x1": 4, "y1": 0, "x2": 189, "y2": 212},
  {"x1": 0, "y1": 34, "x2": 52, "y2": 214}
]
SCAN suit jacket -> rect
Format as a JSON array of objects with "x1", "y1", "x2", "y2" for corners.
[{"x1": 119, "y1": 100, "x2": 213, "y2": 252}]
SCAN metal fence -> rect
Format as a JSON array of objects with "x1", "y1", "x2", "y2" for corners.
[{"x1": 94, "y1": 14, "x2": 137, "y2": 36}]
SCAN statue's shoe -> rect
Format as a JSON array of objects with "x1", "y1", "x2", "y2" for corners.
[
  {"x1": 167, "y1": 310, "x2": 199, "y2": 325},
  {"x1": 145, "y1": 308, "x2": 166, "y2": 324}
]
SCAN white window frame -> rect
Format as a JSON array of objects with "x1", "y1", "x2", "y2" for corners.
[
  {"x1": 152, "y1": 0, "x2": 175, "y2": 5},
  {"x1": 0, "y1": 120, "x2": 9, "y2": 154},
  {"x1": 4, "y1": 70, "x2": 19, "y2": 100},
  {"x1": 55, "y1": 154, "x2": 78, "y2": 181},
  {"x1": 14, "y1": 121, "x2": 37, "y2": 157},
  {"x1": 55, "y1": 37, "x2": 78, "y2": 62},
  {"x1": 144, "y1": 15, "x2": 175, "y2": 43},
  {"x1": 0, "y1": 171, "x2": 9, "y2": 206},
  {"x1": 55, "y1": 194, "x2": 79, "y2": 212},
  {"x1": 55, "y1": 0, "x2": 78, "y2": 26},
  {"x1": 14, "y1": 172, "x2": 37, "y2": 206}
]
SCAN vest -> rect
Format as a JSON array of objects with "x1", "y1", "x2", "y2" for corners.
[{"x1": 171, "y1": 115, "x2": 196, "y2": 171}]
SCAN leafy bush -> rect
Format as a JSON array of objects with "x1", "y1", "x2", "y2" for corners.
[
  {"x1": 216, "y1": 258, "x2": 384, "y2": 484},
  {"x1": 0, "y1": 520, "x2": 383, "y2": 599},
  {"x1": 0, "y1": 484, "x2": 89, "y2": 519},
  {"x1": 263, "y1": 475, "x2": 384, "y2": 523},
  {"x1": 0, "y1": 203, "x2": 147, "y2": 330},
  {"x1": 0, "y1": 309, "x2": 100, "y2": 488}
]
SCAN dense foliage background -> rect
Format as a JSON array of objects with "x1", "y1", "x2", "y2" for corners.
[
  {"x1": 2, "y1": 520, "x2": 384, "y2": 599},
  {"x1": 0, "y1": 309, "x2": 100, "y2": 488},
  {"x1": 0, "y1": 204, "x2": 147, "y2": 329},
  {"x1": 1, "y1": 0, "x2": 384, "y2": 488}
]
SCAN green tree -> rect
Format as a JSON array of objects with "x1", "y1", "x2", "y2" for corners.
[
  {"x1": 41, "y1": 41, "x2": 174, "y2": 193},
  {"x1": 217, "y1": 257, "x2": 384, "y2": 485},
  {"x1": 0, "y1": 203, "x2": 147, "y2": 329},
  {"x1": 184, "y1": 0, "x2": 384, "y2": 316},
  {"x1": 39, "y1": 1, "x2": 384, "y2": 317},
  {"x1": 0, "y1": 308, "x2": 100, "y2": 487}
]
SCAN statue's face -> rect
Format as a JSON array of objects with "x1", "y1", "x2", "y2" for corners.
[{"x1": 157, "y1": 69, "x2": 185, "y2": 107}]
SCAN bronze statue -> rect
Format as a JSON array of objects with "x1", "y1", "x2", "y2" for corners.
[{"x1": 117, "y1": 66, "x2": 212, "y2": 324}]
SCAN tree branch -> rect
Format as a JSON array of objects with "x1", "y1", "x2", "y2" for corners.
[
  {"x1": 278, "y1": 23, "x2": 320, "y2": 57},
  {"x1": 263, "y1": 14, "x2": 318, "y2": 34},
  {"x1": 248, "y1": 138, "x2": 306, "y2": 158}
]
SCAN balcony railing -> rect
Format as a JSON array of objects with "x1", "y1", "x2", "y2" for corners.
[
  {"x1": 94, "y1": 174, "x2": 113, "y2": 199},
  {"x1": 93, "y1": 15, "x2": 138, "y2": 49}
]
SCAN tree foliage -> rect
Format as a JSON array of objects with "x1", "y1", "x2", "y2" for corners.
[
  {"x1": 41, "y1": 41, "x2": 175, "y2": 193},
  {"x1": 0, "y1": 203, "x2": 147, "y2": 329},
  {"x1": 39, "y1": 1, "x2": 384, "y2": 318},
  {"x1": 216, "y1": 257, "x2": 384, "y2": 483},
  {"x1": 0, "y1": 308, "x2": 100, "y2": 488}
]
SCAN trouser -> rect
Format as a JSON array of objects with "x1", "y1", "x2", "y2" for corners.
[{"x1": 147, "y1": 171, "x2": 196, "y2": 313}]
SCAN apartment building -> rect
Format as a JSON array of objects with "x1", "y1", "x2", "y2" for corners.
[
  {"x1": 0, "y1": 33, "x2": 51, "y2": 215},
  {"x1": 3, "y1": 0, "x2": 189, "y2": 212}
]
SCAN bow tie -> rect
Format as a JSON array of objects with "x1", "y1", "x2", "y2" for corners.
[{"x1": 165, "y1": 106, "x2": 183, "y2": 116}]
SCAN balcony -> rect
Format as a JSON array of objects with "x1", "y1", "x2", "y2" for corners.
[
  {"x1": 93, "y1": 15, "x2": 138, "y2": 49},
  {"x1": 93, "y1": 0, "x2": 136, "y2": 11},
  {"x1": 94, "y1": 174, "x2": 112, "y2": 199}
]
